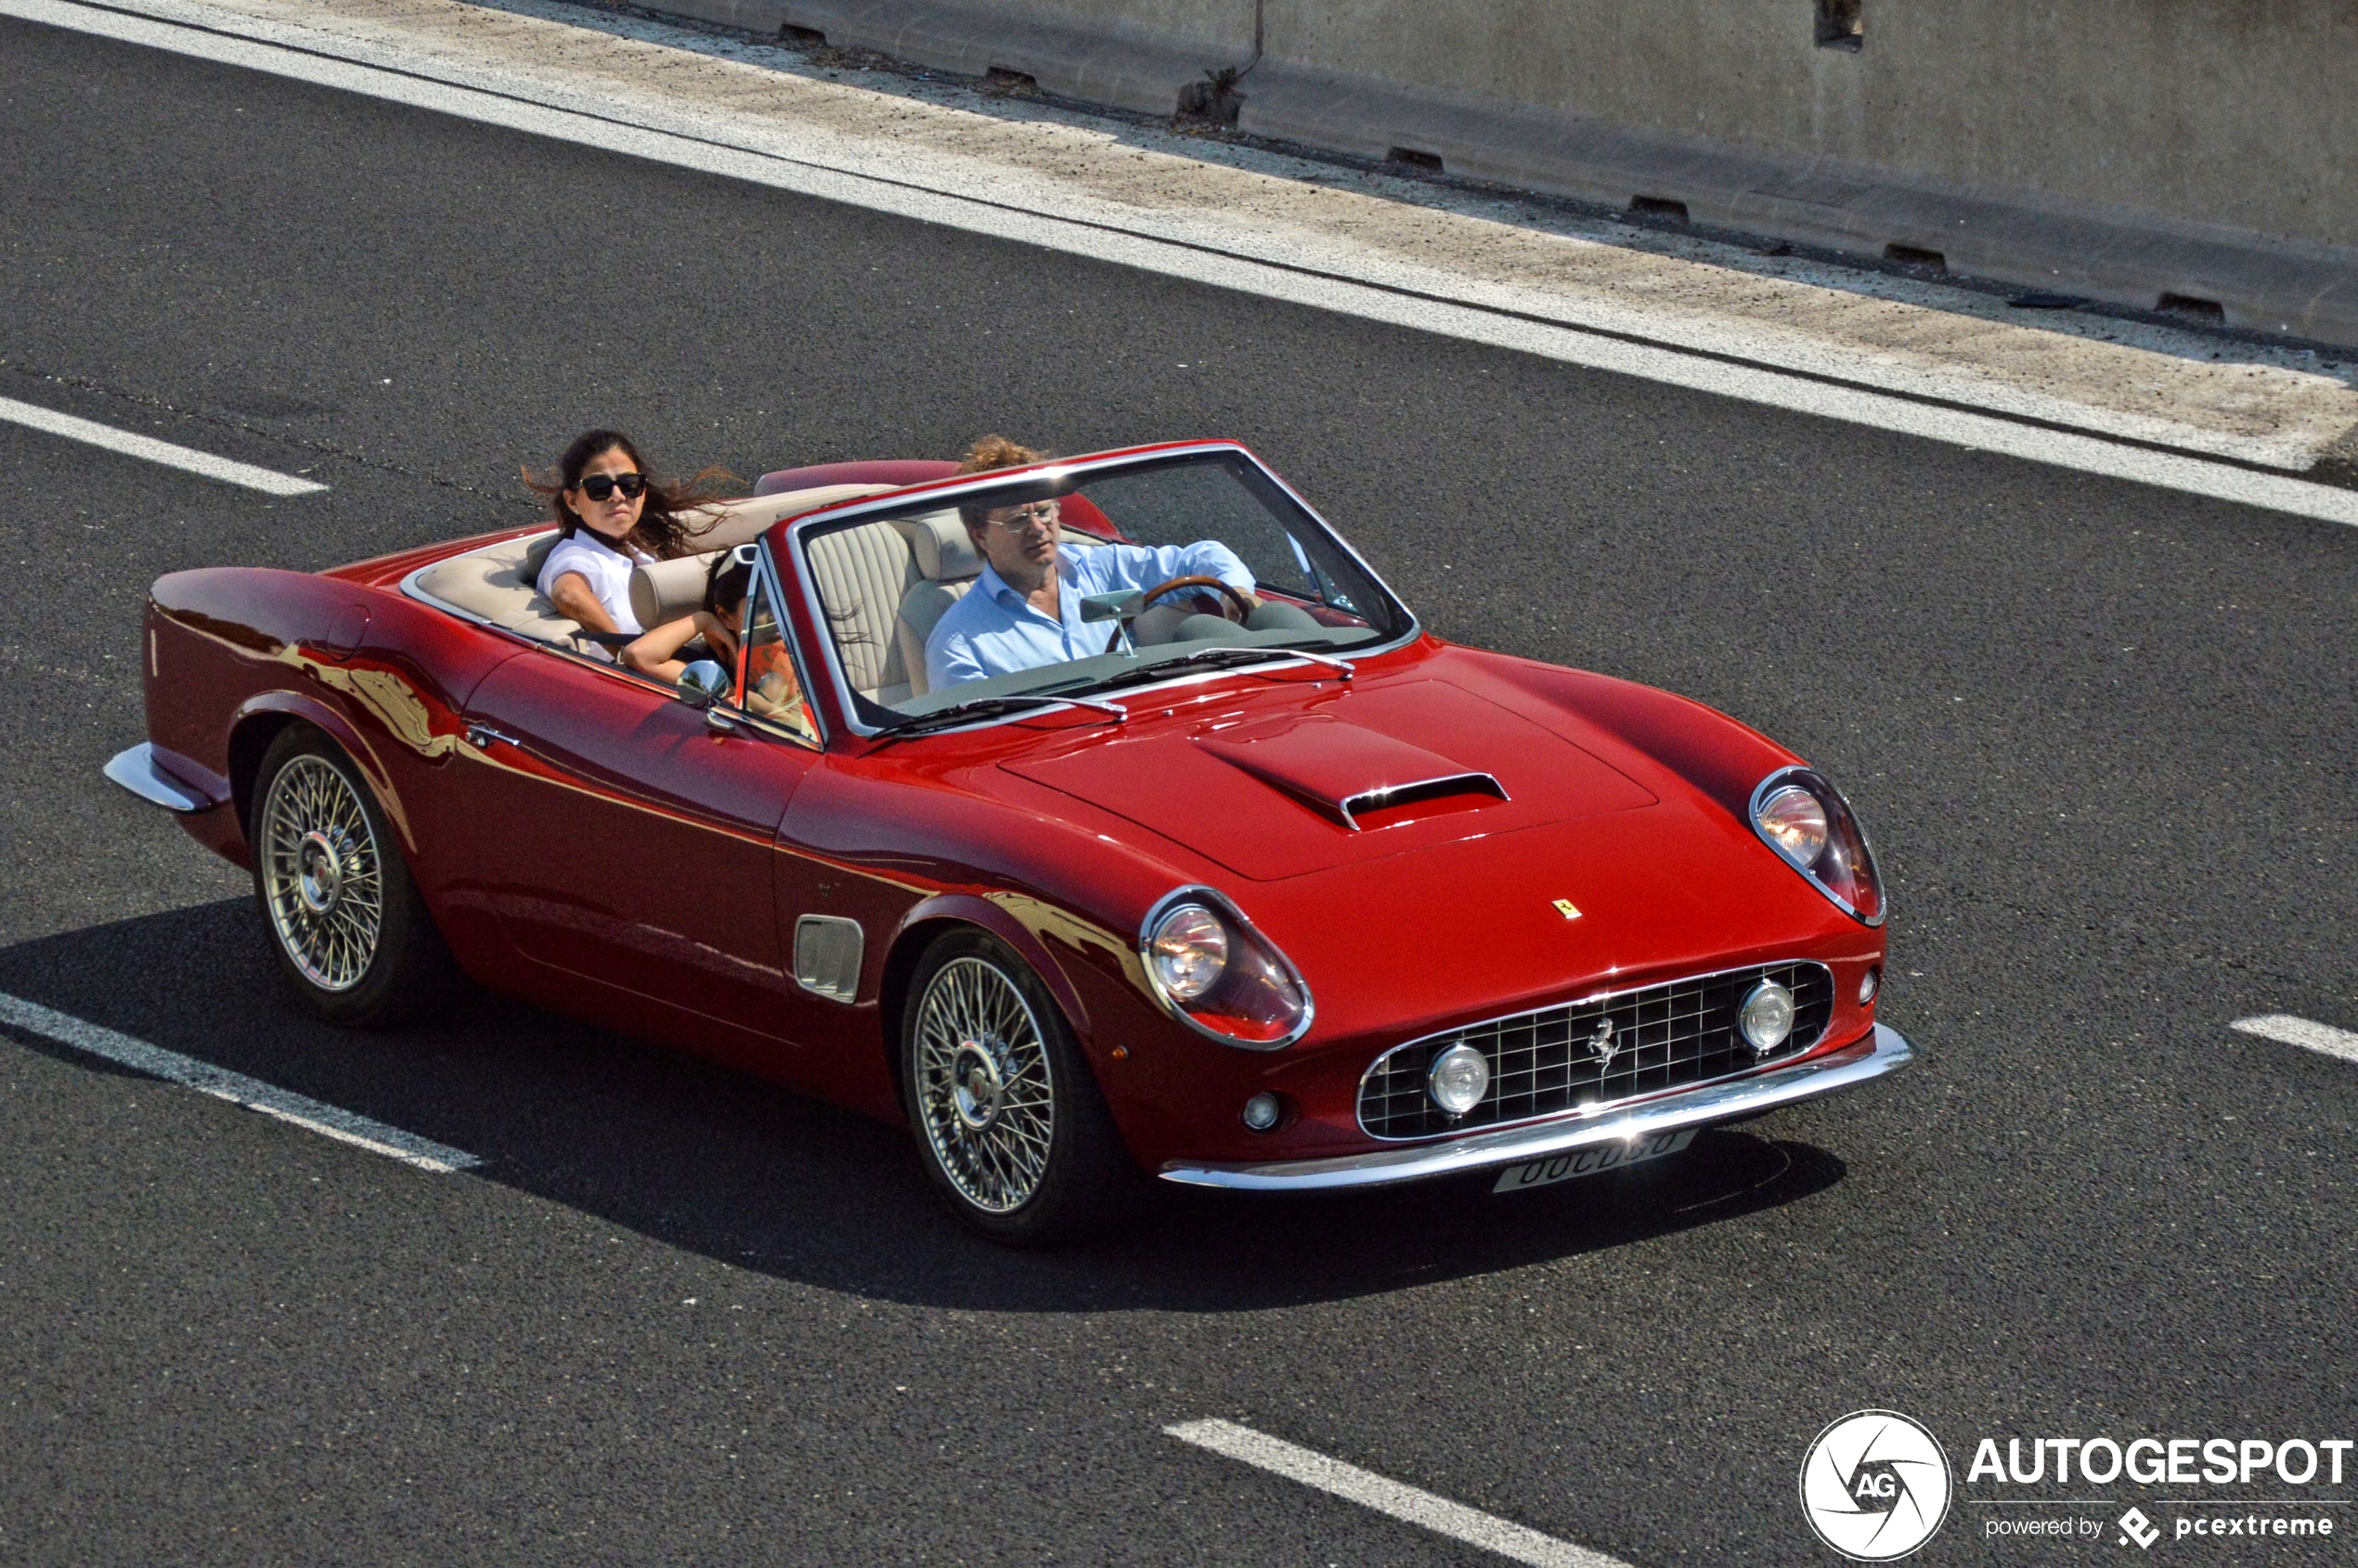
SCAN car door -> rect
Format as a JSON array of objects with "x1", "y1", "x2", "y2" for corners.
[{"x1": 452, "y1": 591, "x2": 820, "y2": 1044}]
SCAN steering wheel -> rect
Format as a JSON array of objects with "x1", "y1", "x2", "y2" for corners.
[{"x1": 1139, "y1": 575, "x2": 1254, "y2": 622}]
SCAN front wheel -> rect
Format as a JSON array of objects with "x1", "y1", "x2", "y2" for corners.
[
  {"x1": 250, "y1": 725, "x2": 453, "y2": 1027},
  {"x1": 900, "y1": 929, "x2": 1134, "y2": 1245}
]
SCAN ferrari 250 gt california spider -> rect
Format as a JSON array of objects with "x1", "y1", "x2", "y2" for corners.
[{"x1": 109, "y1": 441, "x2": 1911, "y2": 1241}]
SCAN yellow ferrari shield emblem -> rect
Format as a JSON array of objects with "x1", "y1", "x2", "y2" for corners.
[{"x1": 1552, "y1": 899, "x2": 1582, "y2": 920}]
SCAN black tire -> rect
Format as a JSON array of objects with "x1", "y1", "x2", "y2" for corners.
[
  {"x1": 248, "y1": 725, "x2": 454, "y2": 1027},
  {"x1": 899, "y1": 928, "x2": 1135, "y2": 1245}
]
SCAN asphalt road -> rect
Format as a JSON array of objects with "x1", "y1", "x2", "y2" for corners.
[{"x1": 4, "y1": 16, "x2": 2355, "y2": 1566}]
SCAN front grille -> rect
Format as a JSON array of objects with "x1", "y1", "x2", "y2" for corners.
[{"x1": 1356, "y1": 961, "x2": 1834, "y2": 1139}]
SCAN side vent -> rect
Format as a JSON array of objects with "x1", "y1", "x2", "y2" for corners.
[{"x1": 794, "y1": 915, "x2": 864, "y2": 1003}]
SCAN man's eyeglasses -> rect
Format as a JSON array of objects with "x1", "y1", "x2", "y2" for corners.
[
  {"x1": 577, "y1": 472, "x2": 647, "y2": 502},
  {"x1": 985, "y1": 500, "x2": 1058, "y2": 530}
]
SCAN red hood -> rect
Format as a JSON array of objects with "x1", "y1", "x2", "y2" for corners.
[{"x1": 1004, "y1": 677, "x2": 1658, "y2": 880}]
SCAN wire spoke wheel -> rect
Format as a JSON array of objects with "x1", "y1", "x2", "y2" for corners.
[
  {"x1": 257, "y1": 754, "x2": 384, "y2": 992},
  {"x1": 912, "y1": 955, "x2": 1057, "y2": 1214}
]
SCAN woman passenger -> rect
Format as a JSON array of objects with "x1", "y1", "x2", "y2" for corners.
[{"x1": 525, "y1": 430, "x2": 731, "y2": 642}]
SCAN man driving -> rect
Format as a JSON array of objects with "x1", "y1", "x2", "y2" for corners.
[{"x1": 924, "y1": 438, "x2": 1260, "y2": 690}]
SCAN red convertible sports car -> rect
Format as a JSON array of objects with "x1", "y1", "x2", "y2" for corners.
[{"x1": 109, "y1": 441, "x2": 1911, "y2": 1242}]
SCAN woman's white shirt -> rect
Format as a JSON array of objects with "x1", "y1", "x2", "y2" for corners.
[{"x1": 537, "y1": 533, "x2": 653, "y2": 634}]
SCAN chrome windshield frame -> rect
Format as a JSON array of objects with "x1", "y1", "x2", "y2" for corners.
[{"x1": 780, "y1": 442, "x2": 1421, "y2": 742}]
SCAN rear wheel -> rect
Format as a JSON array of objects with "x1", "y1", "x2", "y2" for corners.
[
  {"x1": 900, "y1": 929, "x2": 1133, "y2": 1245},
  {"x1": 250, "y1": 726, "x2": 452, "y2": 1026}
]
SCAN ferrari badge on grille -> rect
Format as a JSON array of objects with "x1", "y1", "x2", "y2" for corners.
[{"x1": 1587, "y1": 1017, "x2": 1618, "y2": 1068}]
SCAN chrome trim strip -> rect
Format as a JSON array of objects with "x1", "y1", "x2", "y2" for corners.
[
  {"x1": 1138, "y1": 885, "x2": 1315, "y2": 1051},
  {"x1": 103, "y1": 743, "x2": 214, "y2": 812},
  {"x1": 1747, "y1": 766, "x2": 1887, "y2": 927},
  {"x1": 1335, "y1": 771, "x2": 1506, "y2": 829},
  {"x1": 1159, "y1": 1023, "x2": 1914, "y2": 1190},
  {"x1": 783, "y1": 442, "x2": 1422, "y2": 740}
]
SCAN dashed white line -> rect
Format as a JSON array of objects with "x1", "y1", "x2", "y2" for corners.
[
  {"x1": 11, "y1": 0, "x2": 2358, "y2": 529},
  {"x1": 2233, "y1": 1014, "x2": 2358, "y2": 1065},
  {"x1": 1166, "y1": 1418, "x2": 1634, "y2": 1568},
  {"x1": 0, "y1": 991, "x2": 479, "y2": 1172},
  {"x1": 0, "y1": 394, "x2": 327, "y2": 495}
]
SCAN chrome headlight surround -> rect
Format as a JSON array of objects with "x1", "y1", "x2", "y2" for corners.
[
  {"x1": 1137, "y1": 886, "x2": 1315, "y2": 1050},
  {"x1": 1748, "y1": 766, "x2": 1886, "y2": 926}
]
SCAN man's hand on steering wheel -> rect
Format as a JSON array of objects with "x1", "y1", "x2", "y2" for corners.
[{"x1": 1138, "y1": 575, "x2": 1259, "y2": 622}]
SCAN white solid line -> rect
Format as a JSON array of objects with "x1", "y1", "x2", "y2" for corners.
[
  {"x1": 17, "y1": 0, "x2": 2358, "y2": 528},
  {"x1": 0, "y1": 991, "x2": 480, "y2": 1172},
  {"x1": 0, "y1": 394, "x2": 326, "y2": 495},
  {"x1": 2232, "y1": 1014, "x2": 2358, "y2": 1065},
  {"x1": 1166, "y1": 1419, "x2": 1633, "y2": 1568}
]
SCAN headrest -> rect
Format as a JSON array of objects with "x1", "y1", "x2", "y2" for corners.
[
  {"x1": 895, "y1": 511, "x2": 980, "y2": 581},
  {"x1": 521, "y1": 532, "x2": 558, "y2": 584},
  {"x1": 628, "y1": 551, "x2": 720, "y2": 629}
]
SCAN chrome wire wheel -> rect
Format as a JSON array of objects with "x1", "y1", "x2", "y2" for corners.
[
  {"x1": 256, "y1": 754, "x2": 384, "y2": 992},
  {"x1": 913, "y1": 955, "x2": 1057, "y2": 1213}
]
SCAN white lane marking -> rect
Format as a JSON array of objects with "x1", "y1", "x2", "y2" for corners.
[
  {"x1": 15, "y1": 0, "x2": 2358, "y2": 530},
  {"x1": 1166, "y1": 1419, "x2": 1633, "y2": 1568},
  {"x1": 0, "y1": 991, "x2": 480, "y2": 1172},
  {"x1": 2233, "y1": 1014, "x2": 2358, "y2": 1065},
  {"x1": 0, "y1": 394, "x2": 326, "y2": 495}
]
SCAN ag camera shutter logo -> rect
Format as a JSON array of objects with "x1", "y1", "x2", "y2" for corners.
[{"x1": 1799, "y1": 1409, "x2": 1954, "y2": 1560}]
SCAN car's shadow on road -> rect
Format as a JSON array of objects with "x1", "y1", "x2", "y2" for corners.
[{"x1": 0, "y1": 903, "x2": 1848, "y2": 1312}]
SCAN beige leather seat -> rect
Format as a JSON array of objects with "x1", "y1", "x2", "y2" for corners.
[
  {"x1": 628, "y1": 551, "x2": 721, "y2": 630},
  {"x1": 801, "y1": 512, "x2": 953, "y2": 706},
  {"x1": 887, "y1": 512, "x2": 980, "y2": 699},
  {"x1": 409, "y1": 484, "x2": 891, "y2": 651}
]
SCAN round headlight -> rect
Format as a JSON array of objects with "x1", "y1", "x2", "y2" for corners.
[
  {"x1": 1739, "y1": 980, "x2": 1795, "y2": 1054},
  {"x1": 1148, "y1": 904, "x2": 1228, "y2": 1001},
  {"x1": 1428, "y1": 1043, "x2": 1491, "y2": 1116},
  {"x1": 1756, "y1": 784, "x2": 1830, "y2": 865}
]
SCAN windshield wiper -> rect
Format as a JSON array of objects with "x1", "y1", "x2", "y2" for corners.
[
  {"x1": 869, "y1": 693, "x2": 1127, "y2": 740},
  {"x1": 1082, "y1": 643, "x2": 1356, "y2": 693}
]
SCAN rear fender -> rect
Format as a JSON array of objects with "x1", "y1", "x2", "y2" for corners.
[{"x1": 227, "y1": 692, "x2": 407, "y2": 851}]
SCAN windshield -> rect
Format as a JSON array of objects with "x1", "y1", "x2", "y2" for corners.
[{"x1": 793, "y1": 450, "x2": 1411, "y2": 726}]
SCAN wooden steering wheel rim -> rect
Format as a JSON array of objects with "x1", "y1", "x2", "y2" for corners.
[{"x1": 1138, "y1": 575, "x2": 1252, "y2": 621}]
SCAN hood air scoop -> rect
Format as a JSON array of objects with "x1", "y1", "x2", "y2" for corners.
[{"x1": 1198, "y1": 716, "x2": 1507, "y2": 831}]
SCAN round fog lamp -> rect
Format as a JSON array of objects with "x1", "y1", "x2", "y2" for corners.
[
  {"x1": 1859, "y1": 965, "x2": 1881, "y2": 1005},
  {"x1": 1427, "y1": 1043, "x2": 1491, "y2": 1116},
  {"x1": 1739, "y1": 980, "x2": 1796, "y2": 1055},
  {"x1": 1241, "y1": 1092, "x2": 1282, "y2": 1132}
]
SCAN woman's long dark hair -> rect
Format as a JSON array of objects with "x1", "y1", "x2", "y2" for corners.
[{"x1": 523, "y1": 429, "x2": 738, "y2": 560}]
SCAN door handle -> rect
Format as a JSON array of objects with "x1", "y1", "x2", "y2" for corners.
[{"x1": 464, "y1": 722, "x2": 518, "y2": 750}]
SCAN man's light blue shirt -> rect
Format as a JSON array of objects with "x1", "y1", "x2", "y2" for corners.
[{"x1": 926, "y1": 538, "x2": 1254, "y2": 689}]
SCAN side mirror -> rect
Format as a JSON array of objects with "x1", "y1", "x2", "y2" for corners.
[
  {"x1": 1079, "y1": 590, "x2": 1145, "y2": 624},
  {"x1": 676, "y1": 659, "x2": 731, "y2": 709}
]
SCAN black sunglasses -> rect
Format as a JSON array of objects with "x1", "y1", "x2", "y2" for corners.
[{"x1": 576, "y1": 472, "x2": 647, "y2": 501}]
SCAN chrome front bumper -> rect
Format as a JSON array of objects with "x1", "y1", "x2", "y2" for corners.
[{"x1": 1158, "y1": 1022, "x2": 1915, "y2": 1191}]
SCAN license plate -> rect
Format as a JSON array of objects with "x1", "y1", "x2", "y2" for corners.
[{"x1": 1491, "y1": 1128, "x2": 1697, "y2": 1194}]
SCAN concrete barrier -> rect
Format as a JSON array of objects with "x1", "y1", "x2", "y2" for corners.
[
  {"x1": 637, "y1": 0, "x2": 2358, "y2": 346},
  {"x1": 657, "y1": 0, "x2": 1250, "y2": 116}
]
